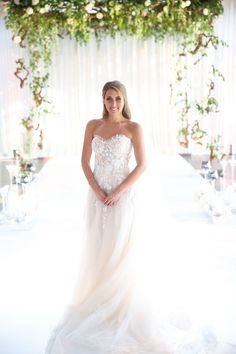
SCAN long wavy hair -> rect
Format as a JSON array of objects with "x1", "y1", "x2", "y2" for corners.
[{"x1": 102, "y1": 81, "x2": 131, "y2": 120}]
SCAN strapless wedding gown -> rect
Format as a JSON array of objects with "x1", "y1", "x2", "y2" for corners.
[{"x1": 45, "y1": 134, "x2": 218, "y2": 354}]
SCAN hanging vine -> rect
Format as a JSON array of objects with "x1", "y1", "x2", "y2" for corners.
[
  {"x1": 1, "y1": 0, "x2": 224, "y2": 157},
  {"x1": 171, "y1": 28, "x2": 226, "y2": 157}
]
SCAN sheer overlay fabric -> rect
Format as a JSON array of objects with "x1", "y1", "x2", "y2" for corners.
[{"x1": 45, "y1": 135, "x2": 219, "y2": 354}]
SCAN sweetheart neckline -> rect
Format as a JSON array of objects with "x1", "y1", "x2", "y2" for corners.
[{"x1": 93, "y1": 133, "x2": 131, "y2": 142}]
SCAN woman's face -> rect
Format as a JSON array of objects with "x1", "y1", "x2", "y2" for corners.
[{"x1": 104, "y1": 88, "x2": 125, "y2": 116}]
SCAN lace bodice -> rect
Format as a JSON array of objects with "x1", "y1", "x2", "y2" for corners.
[{"x1": 92, "y1": 134, "x2": 132, "y2": 194}]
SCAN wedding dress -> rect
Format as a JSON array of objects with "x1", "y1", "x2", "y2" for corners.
[{"x1": 45, "y1": 134, "x2": 218, "y2": 354}]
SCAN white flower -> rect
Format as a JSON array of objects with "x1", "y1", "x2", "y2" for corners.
[
  {"x1": 67, "y1": 18, "x2": 74, "y2": 25},
  {"x1": 96, "y1": 12, "x2": 103, "y2": 19},
  {"x1": 13, "y1": 35, "x2": 21, "y2": 44},
  {"x1": 114, "y1": 4, "x2": 121, "y2": 12},
  {"x1": 163, "y1": 5, "x2": 168, "y2": 13},
  {"x1": 131, "y1": 11, "x2": 136, "y2": 16},
  {"x1": 144, "y1": 0, "x2": 151, "y2": 6},
  {"x1": 39, "y1": 4, "x2": 50, "y2": 13},
  {"x1": 44, "y1": 4, "x2": 51, "y2": 12},
  {"x1": 26, "y1": 7, "x2": 34, "y2": 15},
  {"x1": 181, "y1": 1, "x2": 191, "y2": 8},
  {"x1": 157, "y1": 12, "x2": 162, "y2": 21},
  {"x1": 203, "y1": 8, "x2": 209, "y2": 16},
  {"x1": 32, "y1": 0, "x2": 39, "y2": 5},
  {"x1": 14, "y1": 0, "x2": 20, "y2": 5},
  {"x1": 85, "y1": 1, "x2": 95, "y2": 13}
]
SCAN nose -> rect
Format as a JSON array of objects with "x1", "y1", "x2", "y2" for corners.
[{"x1": 111, "y1": 99, "x2": 116, "y2": 107}]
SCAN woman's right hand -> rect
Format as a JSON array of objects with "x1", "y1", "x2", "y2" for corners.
[{"x1": 97, "y1": 189, "x2": 107, "y2": 203}]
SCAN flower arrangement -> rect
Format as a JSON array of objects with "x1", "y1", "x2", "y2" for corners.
[
  {"x1": 3, "y1": 1, "x2": 224, "y2": 44},
  {"x1": 1, "y1": 0, "x2": 224, "y2": 156}
]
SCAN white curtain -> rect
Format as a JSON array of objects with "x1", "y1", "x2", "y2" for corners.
[{"x1": 0, "y1": 0, "x2": 235, "y2": 157}]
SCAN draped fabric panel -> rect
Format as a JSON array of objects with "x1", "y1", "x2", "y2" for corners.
[
  {"x1": 0, "y1": 0, "x2": 235, "y2": 157},
  {"x1": 0, "y1": 15, "x2": 30, "y2": 156}
]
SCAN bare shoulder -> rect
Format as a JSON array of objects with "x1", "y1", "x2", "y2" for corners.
[
  {"x1": 125, "y1": 121, "x2": 143, "y2": 139},
  {"x1": 86, "y1": 118, "x2": 103, "y2": 129},
  {"x1": 86, "y1": 118, "x2": 103, "y2": 133}
]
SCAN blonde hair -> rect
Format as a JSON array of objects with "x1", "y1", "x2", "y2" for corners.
[{"x1": 102, "y1": 81, "x2": 131, "y2": 120}]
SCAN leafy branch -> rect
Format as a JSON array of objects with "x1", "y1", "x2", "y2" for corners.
[{"x1": 3, "y1": 0, "x2": 224, "y2": 157}]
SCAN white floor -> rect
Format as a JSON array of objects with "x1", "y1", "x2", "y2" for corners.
[
  {"x1": 0, "y1": 157, "x2": 85, "y2": 354},
  {"x1": 0, "y1": 155, "x2": 236, "y2": 354}
]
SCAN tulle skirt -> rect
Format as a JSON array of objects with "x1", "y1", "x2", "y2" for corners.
[{"x1": 45, "y1": 185, "x2": 220, "y2": 354}]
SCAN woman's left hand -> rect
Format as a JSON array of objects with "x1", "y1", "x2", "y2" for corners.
[{"x1": 104, "y1": 190, "x2": 122, "y2": 206}]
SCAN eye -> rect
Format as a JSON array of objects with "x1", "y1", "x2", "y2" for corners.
[
  {"x1": 106, "y1": 97, "x2": 112, "y2": 101},
  {"x1": 116, "y1": 97, "x2": 121, "y2": 101}
]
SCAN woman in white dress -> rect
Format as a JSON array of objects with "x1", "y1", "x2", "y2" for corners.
[
  {"x1": 45, "y1": 80, "x2": 156, "y2": 354},
  {"x1": 45, "y1": 81, "x2": 218, "y2": 354}
]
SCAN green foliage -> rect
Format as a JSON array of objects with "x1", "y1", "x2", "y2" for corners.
[
  {"x1": 4, "y1": 1, "x2": 224, "y2": 51},
  {"x1": 173, "y1": 28, "x2": 225, "y2": 153},
  {"x1": 21, "y1": 116, "x2": 34, "y2": 131},
  {"x1": 206, "y1": 135, "x2": 224, "y2": 159},
  {"x1": 2, "y1": 0, "x2": 224, "y2": 156}
]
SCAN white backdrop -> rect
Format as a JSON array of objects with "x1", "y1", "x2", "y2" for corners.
[{"x1": 0, "y1": 0, "x2": 235, "y2": 157}]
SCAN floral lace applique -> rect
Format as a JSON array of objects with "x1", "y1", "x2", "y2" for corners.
[{"x1": 92, "y1": 134, "x2": 132, "y2": 194}]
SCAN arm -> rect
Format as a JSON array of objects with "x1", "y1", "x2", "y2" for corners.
[
  {"x1": 104, "y1": 123, "x2": 146, "y2": 206},
  {"x1": 81, "y1": 120, "x2": 107, "y2": 202}
]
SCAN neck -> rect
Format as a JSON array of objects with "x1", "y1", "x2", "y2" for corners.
[{"x1": 107, "y1": 114, "x2": 124, "y2": 123}]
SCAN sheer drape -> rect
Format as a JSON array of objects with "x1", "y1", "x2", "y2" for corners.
[
  {"x1": 0, "y1": 0, "x2": 235, "y2": 157},
  {"x1": 47, "y1": 35, "x2": 178, "y2": 156}
]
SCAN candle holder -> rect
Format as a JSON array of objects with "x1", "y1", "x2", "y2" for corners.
[{"x1": 5, "y1": 163, "x2": 20, "y2": 188}]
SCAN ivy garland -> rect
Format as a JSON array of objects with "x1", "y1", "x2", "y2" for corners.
[
  {"x1": 171, "y1": 45, "x2": 226, "y2": 158},
  {"x1": 2, "y1": 0, "x2": 224, "y2": 158}
]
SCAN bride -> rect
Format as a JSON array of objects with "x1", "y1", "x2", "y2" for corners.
[{"x1": 45, "y1": 81, "x2": 218, "y2": 354}]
